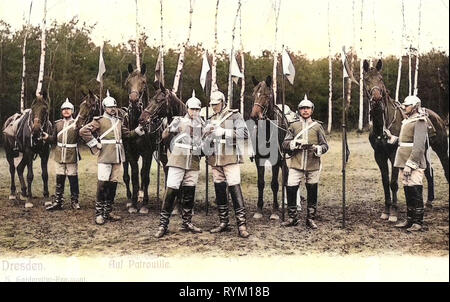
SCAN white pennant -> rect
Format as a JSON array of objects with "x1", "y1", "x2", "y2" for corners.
[
  {"x1": 200, "y1": 51, "x2": 210, "y2": 90},
  {"x1": 231, "y1": 54, "x2": 243, "y2": 84},
  {"x1": 96, "y1": 44, "x2": 106, "y2": 82},
  {"x1": 282, "y1": 49, "x2": 295, "y2": 85}
]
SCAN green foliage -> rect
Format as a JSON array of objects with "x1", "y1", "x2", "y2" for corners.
[{"x1": 0, "y1": 19, "x2": 448, "y2": 136}]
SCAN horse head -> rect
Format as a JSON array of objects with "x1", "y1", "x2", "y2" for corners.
[
  {"x1": 30, "y1": 92, "x2": 49, "y2": 137},
  {"x1": 126, "y1": 63, "x2": 147, "y2": 107},
  {"x1": 363, "y1": 59, "x2": 387, "y2": 106},
  {"x1": 250, "y1": 75, "x2": 274, "y2": 121},
  {"x1": 139, "y1": 81, "x2": 186, "y2": 133},
  {"x1": 77, "y1": 89, "x2": 99, "y2": 128}
]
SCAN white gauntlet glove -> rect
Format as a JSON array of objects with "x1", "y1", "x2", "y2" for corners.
[
  {"x1": 214, "y1": 127, "x2": 226, "y2": 137},
  {"x1": 289, "y1": 140, "x2": 298, "y2": 151},
  {"x1": 134, "y1": 125, "x2": 145, "y2": 136}
]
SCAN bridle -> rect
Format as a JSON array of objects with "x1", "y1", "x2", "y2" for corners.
[{"x1": 252, "y1": 85, "x2": 274, "y2": 120}]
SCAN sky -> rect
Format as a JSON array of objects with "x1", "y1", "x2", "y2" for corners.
[{"x1": 0, "y1": 0, "x2": 449, "y2": 59}]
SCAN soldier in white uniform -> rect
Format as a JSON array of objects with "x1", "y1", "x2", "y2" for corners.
[
  {"x1": 42, "y1": 99, "x2": 81, "y2": 210},
  {"x1": 155, "y1": 92, "x2": 204, "y2": 238},
  {"x1": 281, "y1": 96, "x2": 329, "y2": 229},
  {"x1": 80, "y1": 91, "x2": 145, "y2": 225},
  {"x1": 205, "y1": 90, "x2": 250, "y2": 238},
  {"x1": 394, "y1": 96, "x2": 430, "y2": 232}
]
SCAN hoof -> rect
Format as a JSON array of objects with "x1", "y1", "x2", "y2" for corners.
[
  {"x1": 24, "y1": 202, "x2": 34, "y2": 208},
  {"x1": 44, "y1": 201, "x2": 53, "y2": 207},
  {"x1": 171, "y1": 208, "x2": 179, "y2": 216},
  {"x1": 426, "y1": 201, "x2": 433, "y2": 209},
  {"x1": 269, "y1": 213, "x2": 280, "y2": 220},
  {"x1": 138, "y1": 190, "x2": 144, "y2": 203},
  {"x1": 388, "y1": 215, "x2": 398, "y2": 223},
  {"x1": 9, "y1": 195, "x2": 16, "y2": 200},
  {"x1": 380, "y1": 213, "x2": 389, "y2": 220},
  {"x1": 126, "y1": 202, "x2": 132, "y2": 208},
  {"x1": 253, "y1": 212, "x2": 263, "y2": 219},
  {"x1": 128, "y1": 207, "x2": 138, "y2": 214},
  {"x1": 139, "y1": 207, "x2": 149, "y2": 214},
  {"x1": 95, "y1": 216, "x2": 105, "y2": 225}
]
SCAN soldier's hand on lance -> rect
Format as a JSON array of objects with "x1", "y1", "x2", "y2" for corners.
[
  {"x1": 203, "y1": 124, "x2": 215, "y2": 137},
  {"x1": 42, "y1": 132, "x2": 49, "y2": 140},
  {"x1": 214, "y1": 126, "x2": 226, "y2": 137},
  {"x1": 289, "y1": 140, "x2": 299, "y2": 151},
  {"x1": 403, "y1": 166, "x2": 412, "y2": 178},
  {"x1": 96, "y1": 142, "x2": 102, "y2": 150},
  {"x1": 134, "y1": 125, "x2": 145, "y2": 136}
]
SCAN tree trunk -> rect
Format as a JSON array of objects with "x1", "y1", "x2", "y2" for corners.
[
  {"x1": 159, "y1": 0, "x2": 165, "y2": 85},
  {"x1": 227, "y1": 0, "x2": 241, "y2": 109},
  {"x1": 272, "y1": 0, "x2": 281, "y2": 104},
  {"x1": 135, "y1": 0, "x2": 141, "y2": 71},
  {"x1": 21, "y1": 1, "x2": 32, "y2": 112},
  {"x1": 211, "y1": 0, "x2": 219, "y2": 91},
  {"x1": 173, "y1": 0, "x2": 194, "y2": 94},
  {"x1": 327, "y1": 0, "x2": 333, "y2": 134},
  {"x1": 358, "y1": 0, "x2": 364, "y2": 131},
  {"x1": 36, "y1": 0, "x2": 47, "y2": 97},
  {"x1": 413, "y1": 0, "x2": 421, "y2": 96},
  {"x1": 239, "y1": 6, "x2": 245, "y2": 115}
]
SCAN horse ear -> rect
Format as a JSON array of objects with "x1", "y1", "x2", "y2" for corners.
[
  {"x1": 153, "y1": 80, "x2": 160, "y2": 91},
  {"x1": 376, "y1": 59, "x2": 383, "y2": 71},
  {"x1": 128, "y1": 63, "x2": 134, "y2": 74},
  {"x1": 363, "y1": 60, "x2": 370, "y2": 72},
  {"x1": 159, "y1": 81, "x2": 166, "y2": 92},
  {"x1": 265, "y1": 75, "x2": 272, "y2": 88},
  {"x1": 141, "y1": 63, "x2": 146, "y2": 75},
  {"x1": 251, "y1": 76, "x2": 259, "y2": 87}
]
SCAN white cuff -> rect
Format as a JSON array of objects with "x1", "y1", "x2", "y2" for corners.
[
  {"x1": 86, "y1": 138, "x2": 99, "y2": 148},
  {"x1": 388, "y1": 135, "x2": 399, "y2": 144},
  {"x1": 405, "y1": 160, "x2": 419, "y2": 170},
  {"x1": 314, "y1": 145, "x2": 322, "y2": 157},
  {"x1": 134, "y1": 126, "x2": 145, "y2": 136}
]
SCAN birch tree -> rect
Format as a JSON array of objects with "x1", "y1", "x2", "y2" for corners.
[
  {"x1": 395, "y1": 0, "x2": 406, "y2": 102},
  {"x1": 21, "y1": 0, "x2": 32, "y2": 112},
  {"x1": 413, "y1": 0, "x2": 421, "y2": 96},
  {"x1": 159, "y1": 0, "x2": 165, "y2": 85},
  {"x1": 173, "y1": 0, "x2": 194, "y2": 94},
  {"x1": 272, "y1": 0, "x2": 281, "y2": 103},
  {"x1": 211, "y1": 0, "x2": 219, "y2": 90},
  {"x1": 239, "y1": 6, "x2": 245, "y2": 114},
  {"x1": 36, "y1": 0, "x2": 47, "y2": 97},
  {"x1": 358, "y1": 0, "x2": 364, "y2": 131},
  {"x1": 327, "y1": 0, "x2": 333, "y2": 134},
  {"x1": 135, "y1": 0, "x2": 141, "y2": 71}
]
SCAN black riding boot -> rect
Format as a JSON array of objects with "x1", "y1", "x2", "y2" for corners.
[
  {"x1": 407, "y1": 185, "x2": 424, "y2": 232},
  {"x1": 229, "y1": 184, "x2": 250, "y2": 238},
  {"x1": 47, "y1": 174, "x2": 65, "y2": 211},
  {"x1": 306, "y1": 183, "x2": 318, "y2": 229},
  {"x1": 95, "y1": 181, "x2": 107, "y2": 225},
  {"x1": 105, "y1": 181, "x2": 121, "y2": 221},
  {"x1": 155, "y1": 187, "x2": 179, "y2": 238},
  {"x1": 281, "y1": 186, "x2": 299, "y2": 227},
  {"x1": 68, "y1": 175, "x2": 80, "y2": 210},
  {"x1": 180, "y1": 186, "x2": 202, "y2": 233},
  {"x1": 210, "y1": 182, "x2": 230, "y2": 233},
  {"x1": 395, "y1": 186, "x2": 415, "y2": 228}
]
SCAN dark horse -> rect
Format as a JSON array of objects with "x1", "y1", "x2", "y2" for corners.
[
  {"x1": 249, "y1": 75, "x2": 290, "y2": 220},
  {"x1": 3, "y1": 92, "x2": 51, "y2": 208},
  {"x1": 138, "y1": 80, "x2": 187, "y2": 183},
  {"x1": 363, "y1": 59, "x2": 449, "y2": 221},
  {"x1": 122, "y1": 63, "x2": 156, "y2": 214}
]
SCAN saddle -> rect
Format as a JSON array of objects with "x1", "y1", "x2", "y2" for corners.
[{"x1": 2, "y1": 109, "x2": 32, "y2": 155}]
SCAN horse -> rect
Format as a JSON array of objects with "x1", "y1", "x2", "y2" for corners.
[
  {"x1": 249, "y1": 75, "x2": 290, "y2": 220},
  {"x1": 76, "y1": 89, "x2": 101, "y2": 130},
  {"x1": 3, "y1": 92, "x2": 51, "y2": 208},
  {"x1": 122, "y1": 63, "x2": 155, "y2": 214},
  {"x1": 138, "y1": 80, "x2": 187, "y2": 209},
  {"x1": 363, "y1": 59, "x2": 449, "y2": 222}
]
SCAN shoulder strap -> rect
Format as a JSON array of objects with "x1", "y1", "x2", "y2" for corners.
[
  {"x1": 293, "y1": 121, "x2": 318, "y2": 141},
  {"x1": 99, "y1": 118, "x2": 120, "y2": 140},
  {"x1": 57, "y1": 117, "x2": 79, "y2": 137}
]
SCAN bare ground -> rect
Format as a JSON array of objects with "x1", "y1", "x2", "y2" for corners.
[{"x1": 0, "y1": 132, "x2": 448, "y2": 257}]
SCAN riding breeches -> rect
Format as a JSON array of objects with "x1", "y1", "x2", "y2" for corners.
[
  {"x1": 399, "y1": 168, "x2": 425, "y2": 186},
  {"x1": 98, "y1": 163, "x2": 122, "y2": 182},
  {"x1": 287, "y1": 168, "x2": 321, "y2": 186},
  {"x1": 55, "y1": 163, "x2": 78, "y2": 176},
  {"x1": 211, "y1": 164, "x2": 241, "y2": 186},
  {"x1": 166, "y1": 166, "x2": 199, "y2": 189}
]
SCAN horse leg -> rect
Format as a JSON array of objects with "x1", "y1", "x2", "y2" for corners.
[
  {"x1": 253, "y1": 159, "x2": 265, "y2": 219},
  {"x1": 139, "y1": 156, "x2": 151, "y2": 214},
  {"x1": 388, "y1": 155, "x2": 399, "y2": 222},
  {"x1": 434, "y1": 143, "x2": 449, "y2": 184},
  {"x1": 16, "y1": 155, "x2": 28, "y2": 200},
  {"x1": 25, "y1": 157, "x2": 34, "y2": 208},
  {"x1": 122, "y1": 161, "x2": 132, "y2": 206},
  {"x1": 270, "y1": 163, "x2": 280, "y2": 220},
  {"x1": 128, "y1": 160, "x2": 139, "y2": 214},
  {"x1": 6, "y1": 153, "x2": 17, "y2": 200},
  {"x1": 424, "y1": 161, "x2": 435, "y2": 208},
  {"x1": 40, "y1": 151, "x2": 49, "y2": 198},
  {"x1": 374, "y1": 151, "x2": 391, "y2": 220}
]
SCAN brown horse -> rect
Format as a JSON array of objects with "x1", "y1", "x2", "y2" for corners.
[
  {"x1": 249, "y1": 75, "x2": 290, "y2": 220},
  {"x1": 363, "y1": 59, "x2": 449, "y2": 222},
  {"x1": 3, "y1": 93, "x2": 51, "y2": 208}
]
